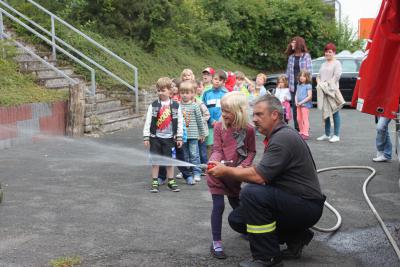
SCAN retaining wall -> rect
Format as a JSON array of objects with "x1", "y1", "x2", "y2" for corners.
[{"x1": 0, "y1": 101, "x2": 67, "y2": 149}]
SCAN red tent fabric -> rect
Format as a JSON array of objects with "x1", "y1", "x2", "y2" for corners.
[{"x1": 352, "y1": 0, "x2": 400, "y2": 119}]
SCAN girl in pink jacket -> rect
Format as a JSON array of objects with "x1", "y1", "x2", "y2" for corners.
[{"x1": 207, "y1": 92, "x2": 256, "y2": 259}]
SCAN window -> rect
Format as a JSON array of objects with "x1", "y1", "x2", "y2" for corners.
[{"x1": 339, "y1": 59, "x2": 358, "y2": 72}]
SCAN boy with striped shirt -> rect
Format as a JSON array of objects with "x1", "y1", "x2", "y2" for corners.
[{"x1": 179, "y1": 80, "x2": 206, "y2": 183}]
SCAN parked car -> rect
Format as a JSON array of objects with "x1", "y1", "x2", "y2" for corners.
[{"x1": 265, "y1": 50, "x2": 364, "y2": 104}]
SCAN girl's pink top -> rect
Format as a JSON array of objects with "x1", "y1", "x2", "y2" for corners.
[{"x1": 207, "y1": 122, "x2": 256, "y2": 196}]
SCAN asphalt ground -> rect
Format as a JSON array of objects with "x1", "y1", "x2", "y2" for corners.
[{"x1": 0, "y1": 108, "x2": 399, "y2": 267}]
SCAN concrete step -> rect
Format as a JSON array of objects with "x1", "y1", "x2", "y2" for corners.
[
  {"x1": 88, "y1": 106, "x2": 133, "y2": 123},
  {"x1": 28, "y1": 67, "x2": 74, "y2": 79},
  {"x1": 98, "y1": 114, "x2": 143, "y2": 133},
  {"x1": 14, "y1": 51, "x2": 52, "y2": 62},
  {"x1": 95, "y1": 92, "x2": 107, "y2": 101},
  {"x1": 96, "y1": 99, "x2": 122, "y2": 112},
  {"x1": 37, "y1": 75, "x2": 85, "y2": 89},
  {"x1": 18, "y1": 59, "x2": 57, "y2": 72}
]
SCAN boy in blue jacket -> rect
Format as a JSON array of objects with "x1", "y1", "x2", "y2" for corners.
[{"x1": 202, "y1": 70, "x2": 228, "y2": 156}]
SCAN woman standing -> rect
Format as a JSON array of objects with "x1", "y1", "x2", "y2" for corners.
[
  {"x1": 285, "y1": 36, "x2": 313, "y2": 131},
  {"x1": 316, "y1": 43, "x2": 345, "y2": 143}
]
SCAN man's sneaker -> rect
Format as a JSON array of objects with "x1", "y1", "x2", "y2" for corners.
[
  {"x1": 329, "y1": 135, "x2": 340, "y2": 143},
  {"x1": 150, "y1": 180, "x2": 159, "y2": 193},
  {"x1": 238, "y1": 256, "x2": 283, "y2": 267},
  {"x1": 175, "y1": 172, "x2": 183, "y2": 179},
  {"x1": 167, "y1": 179, "x2": 180, "y2": 192},
  {"x1": 281, "y1": 229, "x2": 314, "y2": 260},
  {"x1": 194, "y1": 175, "x2": 201, "y2": 182},
  {"x1": 186, "y1": 176, "x2": 195, "y2": 185},
  {"x1": 373, "y1": 153, "x2": 391, "y2": 162},
  {"x1": 316, "y1": 134, "x2": 330, "y2": 141}
]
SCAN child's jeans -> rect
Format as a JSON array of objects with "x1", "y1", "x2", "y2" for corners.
[
  {"x1": 198, "y1": 140, "x2": 208, "y2": 164},
  {"x1": 183, "y1": 139, "x2": 202, "y2": 176},
  {"x1": 297, "y1": 106, "x2": 310, "y2": 137}
]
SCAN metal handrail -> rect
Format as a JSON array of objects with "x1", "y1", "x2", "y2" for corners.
[
  {"x1": 0, "y1": 1, "x2": 135, "y2": 94},
  {"x1": 0, "y1": 7, "x2": 96, "y2": 95},
  {"x1": 0, "y1": 0, "x2": 139, "y2": 111},
  {"x1": 26, "y1": 0, "x2": 138, "y2": 112},
  {"x1": 1, "y1": 33, "x2": 78, "y2": 86}
]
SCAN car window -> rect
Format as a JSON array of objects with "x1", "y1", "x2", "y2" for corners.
[
  {"x1": 312, "y1": 58, "x2": 359, "y2": 73},
  {"x1": 338, "y1": 59, "x2": 358, "y2": 72},
  {"x1": 312, "y1": 60, "x2": 324, "y2": 73}
]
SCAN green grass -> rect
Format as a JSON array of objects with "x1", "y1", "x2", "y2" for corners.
[
  {"x1": 0, "y1": 58, "x2": 67, "y2": 106},
  {"x1": 59, "y1": 29, "x2": 259, "y2": 89},
  {"x1": 12, "y1": 25, "x2": 259, "y2": 90},
  {"x1": 49, "y1": 256, "x2": 81, "y2": 267}
]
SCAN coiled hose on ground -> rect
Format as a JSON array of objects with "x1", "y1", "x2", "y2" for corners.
[{"x1": 313, "y1": 166, "x2": 400, "y2": 261}]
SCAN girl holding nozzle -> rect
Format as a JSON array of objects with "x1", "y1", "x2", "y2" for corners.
[{"x1": 206, "y1": 91, "x2": 256, "y2": 259}]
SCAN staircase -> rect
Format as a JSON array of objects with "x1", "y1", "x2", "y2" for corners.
[
  {"x1": 0, "y1": 0, "x2": 141, "y2": 135},
  {"x1": 9, "y1": 42, "x2": 142, "y2": 134}
]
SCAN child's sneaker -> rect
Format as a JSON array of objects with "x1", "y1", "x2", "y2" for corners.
[
  {"x1": 194, "y1": 175, "x2": 201, "y2": 182},
  {"x1": 210, "y1": 241, "x2": 226, "y2": 259},
  {"x1": 186, "y1": 176, "x2": 195, "y2": 185},
  {"x1": 150, "y1": 179, "x2": 159, "y2": 193},
  {"x1": 175, "y1": 172, "x2": 183, "y2": 179},
  {"x1": 167, "y1": 179, "x2": 180, "y2": 192}
]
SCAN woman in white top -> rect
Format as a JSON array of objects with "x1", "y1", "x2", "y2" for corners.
[{"x1": 316, "y1": 43, "x2": 344, "y2": 143}]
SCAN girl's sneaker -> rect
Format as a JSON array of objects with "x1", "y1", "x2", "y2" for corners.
[
  {"x1": 210, "y1": 241, "x2": 226, "y2": 259},
  {"x1": 150, "y1": 179, "x2": 159, "y2": 193},
  {"x1": 167, "y1": 179, "x2": 180, "y2": 192}
]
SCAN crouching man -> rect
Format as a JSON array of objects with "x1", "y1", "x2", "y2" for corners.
[{"x1": 208, "y1": 95, "x2": 325, "y2": 267}]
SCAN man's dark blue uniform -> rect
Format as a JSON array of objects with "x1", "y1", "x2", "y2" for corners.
[{"x1": 228, "y1": 123, "x2": 325, "y2": 265}]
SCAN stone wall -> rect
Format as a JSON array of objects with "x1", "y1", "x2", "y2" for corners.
[{"x1": 0, "y1": 101, "x2": 67, "y2": 149}]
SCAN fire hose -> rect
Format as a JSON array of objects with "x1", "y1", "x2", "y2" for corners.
[{"x1": 313, "y1": 166, "x2": 400, "y2": 260}]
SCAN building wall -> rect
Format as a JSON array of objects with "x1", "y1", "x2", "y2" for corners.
[{"x1": 0, "y1": 101, "x2": 67, "y2": 149}]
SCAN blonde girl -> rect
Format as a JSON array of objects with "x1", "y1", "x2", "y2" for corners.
[
  {"x1": 274, "y1": 75, "x2": 292, "y2": 122},
  {"x1": 295, "y1": 70, "x2": 313, "y2": 140},
  {"x1": 180, "y1": 68, "x2": 195, "y2": 81},
  {"x1": 206, "y1": 92, "x2": 256, "y2": 259}
]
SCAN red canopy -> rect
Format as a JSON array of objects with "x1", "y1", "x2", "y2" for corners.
[{"x1": 351, "y1": 0, "x2": 400, "y2": 119}]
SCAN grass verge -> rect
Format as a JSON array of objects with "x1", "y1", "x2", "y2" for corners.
[{"x1": 0, "y1": 58, "x2": 67, "y2": 106}]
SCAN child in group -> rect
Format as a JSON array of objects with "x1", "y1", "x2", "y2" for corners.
[
  {"x1": 295, "y1": 70, "x2": 313, "y2": 140},
  {"x1": 207, "y1": 91, "x2": 256, "y2": 259},
  {"x1": 181, "y1": 68, "x2": 195, "y2": 82},
  {"x1": 202, "y1": 67, "x2": 215, "y2": 91},
  {"x1": 224, "y1": 71, "x2": 236, "y2": 92},
  {"x1": 143, "y1": 77, "x2": 183, "y2": 193},
  {"x1": 171, "y1": 78, "x2": 181, "y2": 102},
  {"x1": 274, "y1": 74, "x2": 292, "y2": 123},
  {"x1": 202, "y1": 70, "x2": 228, "y2": 157},
  {"x1": 179, "y1": 81, "x2": 206, "y2": 183},
  {"x1": 255, "y1": 73, "x2": 268, "y2": 96},
  {"x1": 193, "y1": 80, "x2": 210, "y2": 172},
  {"x1": 195, "y1": 80, "x2": 204, "y2": 102},
  {"x1": 233, "y1": 71, "x2": 250, "y2": 96}
]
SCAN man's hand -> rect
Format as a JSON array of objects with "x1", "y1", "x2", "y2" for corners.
[
  {"x1": 176, "y1": 140, "x2": 183, "y2": 148},
  {"x1": 144, "y1": 140, "x2": 149, "y2": 147},
  {"x1": 199, "y1": 136, "x2": 205, "y2": 143},
  {"x1": 207, "y1": 161, "x2": 228, "y2": 178}
]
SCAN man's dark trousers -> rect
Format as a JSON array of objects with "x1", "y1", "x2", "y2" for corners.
[{"x1": 228, "y1": 184, "x2": 324, "y2": 260}]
